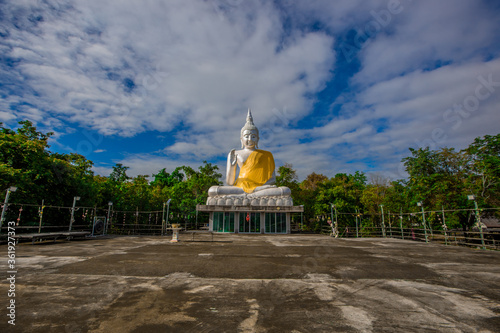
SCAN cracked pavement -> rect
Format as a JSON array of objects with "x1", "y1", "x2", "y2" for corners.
[{"x1": 1, "y1": 234, "x2": 499, "y2": 332}]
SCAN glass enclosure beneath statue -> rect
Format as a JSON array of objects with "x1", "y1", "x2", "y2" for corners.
[{"x1": 197, "y1": 205, "x2": 303, "y2": 234}]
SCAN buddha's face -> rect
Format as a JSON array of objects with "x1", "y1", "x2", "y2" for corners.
[{"x1": 241, "y1": 129, "x2": 259, "y2": 149}]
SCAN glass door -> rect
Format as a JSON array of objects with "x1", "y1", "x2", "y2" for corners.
[
  {"x1": 239, "y1": 212, "x2": 260, "y2": 233},
  {"x1": 213, "y1": 212, "x2": 234, "y2": 232},
  {"x1": 265, "y1": 213, "x2": 287, "y2": 233}
]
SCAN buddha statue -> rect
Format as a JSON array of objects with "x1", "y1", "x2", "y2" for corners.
[{"x1": 207, "y1": 110, "x2": 292, "y2": 206}]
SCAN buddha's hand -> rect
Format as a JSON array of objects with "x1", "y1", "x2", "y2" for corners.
[{"x1": 229, "y1": 149, "x2": 238, "y2": 166}]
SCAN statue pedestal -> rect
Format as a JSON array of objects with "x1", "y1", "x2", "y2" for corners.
[
  {"x1": 166, "y1": 227, "x2": 182, "y2": 242},
  {"x1": 206, "y1": 194, "x2": 293, "y2": 207},
  {"x1": 197, "y1": 204, "x2": 303, "y2": 234}
]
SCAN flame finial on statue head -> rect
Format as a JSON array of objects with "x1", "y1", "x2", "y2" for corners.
[
  {"x1": 241, "y1": 108, "x2": 259, "y2": 137},
  {"x1": 246, "y1": 108, "x2": 253, "y2": 123}
]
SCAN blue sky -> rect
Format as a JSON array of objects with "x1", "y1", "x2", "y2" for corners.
[{"x1": 1, "y1": 0, "x2": 500, "y2": 182}]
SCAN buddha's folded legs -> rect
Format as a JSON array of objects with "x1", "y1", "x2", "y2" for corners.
[
  {"x1": 208, "y1": 186, "x2": 246, "y2": 197},
  {"x1": 208, "y1": 185, "x2": 292, "y2": 198},
  {"x1": 247, "y1": 186, "x2": 291, "y2": 198}
]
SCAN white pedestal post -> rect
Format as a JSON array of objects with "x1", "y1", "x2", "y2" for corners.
[{"x1": 170, "y1": 228, "x2": 181, "y2": 242}]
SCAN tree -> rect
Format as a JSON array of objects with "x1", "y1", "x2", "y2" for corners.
[
  {"x1": 297, "y1": 172, "x2": 328, "y2": 231},
  {"x1": 158, "y1": 162, "x2": 222, "y2": 227},
  {"x1": 151, "y1": 168, "x2": 170, "y2": 188},
  {"x1": 276, "y1": 163, "x2": 298, "y2": 188},
  {"x1": 361, "y1": 183, "x2": 387, "y2": 226},
  {"x1": 402, "y1": 147, "x2": 470, "y2": 229},
  {"x1": 368, "y1": 172, "x2": 390, "y2": 187},
  {"x1": 0, "y1": 121, "x2": 98, "y2": 225},
  {"x1": 109, "y1": 164, "x2": 130, "y2": 183},
  {"x1": 464, "y1": 134, "x2": 500, "y2": 207},
  {"x1": 0, "y1": 121, "x2": 96, "y2": 206},
  {"x1": 301, "y1": 172, "x2": 328, "y2": 191},
  {"x1": 276, "y1": 163, "x2": 300, "y2": 202},
  {"x1": 0, "y1": 121, "x2": 52, "y2": 198},
  {"x1": 315, "y1": 172, "x2": 366, "y2": 232}
]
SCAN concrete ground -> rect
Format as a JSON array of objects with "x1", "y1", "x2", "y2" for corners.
[{"x1": 1, "y1": 234, "x2": 499, "y2": 333}]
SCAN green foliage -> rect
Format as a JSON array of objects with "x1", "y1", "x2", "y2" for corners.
[
  {"x1": 297, "y1": 172, "x2": 328, "y2": 231},
  {"x1": 1, "y1": 120, "x2": 498, "y2": 232},
  {"x1": 0, "y1": 121, "x2": 94, "y2": 206},
  {"x1": 400, "y1": 138, "x2": 500, "y2": 230},
  {"x1": 0, "y1": 121, "x2": 97, "y2": 225},
  {"x1": 313, "y1": 172, "x2": 366, "y2": 231},
  {"x1": 276, "y1": 163, "x2": 301, "y2": 203},
  {"x1": 0, "y1": 122, "x2": 224, "y2": 227},
  {"x1": 109, "y1": 163, "x2": 130, "y2": 183},
  {"x1": 158, "y1": 162, "x2": 222, "y2": 225},
  {"x1": 464, "y1": 134, "x2": 500, "y2": 206},
  {"x1": 276, "y1": 163, "x2": 298, "y2": 188}
]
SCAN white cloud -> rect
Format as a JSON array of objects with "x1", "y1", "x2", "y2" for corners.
[
  {"x1": 0, "y1": 110, "x2": 16, "y2": 123},
  {"x1": 1, "y1": 0, "x2": 499, "y2": 182},
  {"x1": 1, "y1": 0, "x2": 335, "y2": 139},
  {"x1": 352, "y1": 0, "x2": 499, "y2": 85},
  {"x1": 317, "y1": 58, "x2": 500, "y2": 180}
]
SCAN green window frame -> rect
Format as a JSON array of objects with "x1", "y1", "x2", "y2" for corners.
[{"x1": 213, "y1": 212, "x2": 234, "y2": 232}]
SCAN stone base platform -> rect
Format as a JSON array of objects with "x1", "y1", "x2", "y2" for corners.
[
  {"x1": 206, "y1": 195, "x2": 293, "y2": 206},
  {"x1": 197, "y1": 204, "x2": 303, "y2": 212}
]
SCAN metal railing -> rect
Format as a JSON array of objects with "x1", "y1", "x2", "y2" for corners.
[
  {"x1": 2, "y1": 201, "x2": 498, "y2": 250},
  {"x1": 337, "y1": 226, "x2": 499, "y2": 250}
]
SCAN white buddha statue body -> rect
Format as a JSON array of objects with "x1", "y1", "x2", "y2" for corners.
[{"x1": 207, "y1": 110, "x2": 292, "y2": 206}]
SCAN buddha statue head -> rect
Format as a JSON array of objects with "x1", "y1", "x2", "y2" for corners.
[{"x1": 241, "y1": 109, "x2": 259, "y2": 149}]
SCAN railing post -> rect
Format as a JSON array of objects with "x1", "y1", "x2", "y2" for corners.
[
  {"x1": 399, "y1": 208, "x2": 404, "y2": 240},
  {"x1": 473, "y1": 200, "x2": 485, "y2": 250},
  {"x1": 355, "y1": 208, "x2": 359, "y2": 238},
  {"x1": 442, "y1": 206, "x2": 448, "y2": 246},
  {"x1": 417, "y1": 202, "x2": 428, "y2": 243},
  {"x1": 38, "y1": 200, "x2": 44, "y2": 234},
  {"x1": 380, "y1": 205, "x2": 386, "y2": 238},
  {"x1": 68, "y1": 196, "x2": 80, "y2": 232}
]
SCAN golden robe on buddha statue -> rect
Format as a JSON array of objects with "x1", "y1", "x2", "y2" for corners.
[{"x1": 234, "y1": 149, "x2": 275, "y2": 193}]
